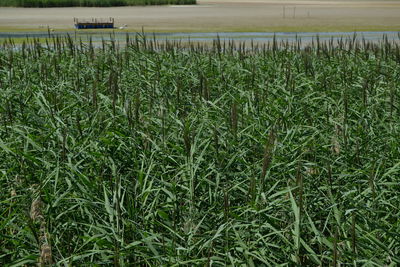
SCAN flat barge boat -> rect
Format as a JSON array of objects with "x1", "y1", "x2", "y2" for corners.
[{"x1": 74, "y1": 18, "x2": 114, "y2": 29}]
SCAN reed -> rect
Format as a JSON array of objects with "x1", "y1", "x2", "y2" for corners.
[{"x1": 0, "y1": 35, "x2": 399, "y2": 265}]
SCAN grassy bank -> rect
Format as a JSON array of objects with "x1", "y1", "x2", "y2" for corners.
[
  {"x1": 1, "y1": 36, "x2": 400, "y2": 265},
  {"x1": 0, "y1": 0, "x2": 195, "y2": 7}
]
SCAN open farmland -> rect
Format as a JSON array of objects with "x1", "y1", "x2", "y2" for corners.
[
  {"x1": 0, "y1": 36, "x2": 400, "y2": 265},
  {"x1": 0, "y1": 0, "x2": 400, "y2": 32}
]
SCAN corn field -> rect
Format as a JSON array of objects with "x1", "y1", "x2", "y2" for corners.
[{"x1": 0, "y1": 36, "x2": 400, "y2": 265}]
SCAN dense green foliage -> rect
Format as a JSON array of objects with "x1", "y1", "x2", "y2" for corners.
[
  {"x1": 1, "y1": 37, "x2": 400, "y2": 265},
  {"x1": 0, "y1": 0, "x2": 195, "y2": 7}
]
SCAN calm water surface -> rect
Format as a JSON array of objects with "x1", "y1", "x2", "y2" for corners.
[{"x1": 1, "y1": 31, "x2": 399, "y2": 44}]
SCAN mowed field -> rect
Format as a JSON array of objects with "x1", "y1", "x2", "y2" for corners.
[{"x1": 0, "y1": 0, "x2": 400, "y2": 32}]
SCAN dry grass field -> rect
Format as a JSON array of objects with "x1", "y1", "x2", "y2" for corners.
[{"x1": 0, "y1": 0, "x2": 399, "y2": 32}]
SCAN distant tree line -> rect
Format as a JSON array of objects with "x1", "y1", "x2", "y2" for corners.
[{"x1": 1, "y1": 0, "x2": 196, "y2": 7}]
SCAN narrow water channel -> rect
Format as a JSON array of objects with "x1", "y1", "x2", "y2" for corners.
[{"x1": 1, "y1": 31, "x2": 399, "y2": 44}]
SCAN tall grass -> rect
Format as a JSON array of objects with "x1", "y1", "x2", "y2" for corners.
[
  {"x1": 0, "y1": 35, "x2": 399, "y2": 265},
  {"x1": 0, "y1": 0, "x2": 196, "y2": 7}
]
